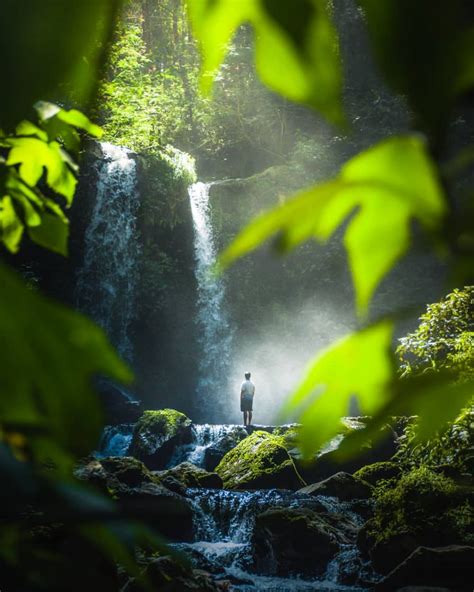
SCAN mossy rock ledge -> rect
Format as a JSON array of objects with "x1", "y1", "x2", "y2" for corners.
[
  {"x1": 215, "y1": 431, "x2": 306, "y2": 490},
  {"x1": 129, "y1": 409, "x2": 192, "y2": 470},
  {"x1": 353, "y1": 461, "x2": 402, "y2": 486},
  {"x1": 155, "y1": 461, "x2": 223, "y2": 489}
]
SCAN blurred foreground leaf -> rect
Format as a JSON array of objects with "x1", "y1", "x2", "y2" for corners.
[
  {"x1": 0, "y1": 103, "x2": 101, "y2": 255},
  {"x1": 219, "y1": 136, "x2": 446, "y2": 314},
  {"x1": 336, "y1": 373, "x2": 474, "y2": 460},
  {"x1": 187, "y1": 0, "x2": 344, "y2": 124},
  {"x1": 0, "y1": 0, "x2": 121, "y2": 130},
  {"x1": 280, "y1": 320, "x2": 394, "y2": 458},
  {"x1": 0, "y1": 263, "x2": 132, "y2": 475},
  {"x1": 359, "y1": 0, "x2": 474, "y2": 141}
]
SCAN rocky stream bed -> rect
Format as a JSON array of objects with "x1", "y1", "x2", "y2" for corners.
[{"x1": 76, "y1": 405, "x2": 474, "y2": 591}]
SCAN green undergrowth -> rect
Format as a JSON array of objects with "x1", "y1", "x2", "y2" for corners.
[{"x1": 370, "y1": 466, "x2": 472, "y2": 545}]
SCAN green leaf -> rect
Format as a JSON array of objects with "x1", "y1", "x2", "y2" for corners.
[
  {"x1": 0, "y1": 1, "x2": 121, "y2": 129},
  {"x1": 57, "y1": 109, "x2": 103, "y2": 138},
  {"x1": 0, "y1": 263, "x2": 132, "y2": 473},
  {"x1": 28, "y1": 212, "x2": 69, "y2": 256},
  {"x1": 6, "y1": 137, "x2": 77, "y2": 204},
  {"x1": 0, "y1": 195, "x2": 24, "y2": 253},
  {"x1": 35, "y1": 101, "x2": 103, "y2": 140},
  {"x1": 187, "y1": 0, "x2": 344, "y2": 124},
  {"x1": 336, "y1": 372, "x2": 474, "y2": 459},
  {"x1": 358, "y1": 0, "x2": 474, "y2": 140},
  {"x1": 15, "y1": 121, "x2": 48, "y2": 142},
  {"x1": 219, "y1": 135, "x2": 446, "y2": 314},
  {"x1": 280, "y1": 320, "x2": 394, "y2": 458}
]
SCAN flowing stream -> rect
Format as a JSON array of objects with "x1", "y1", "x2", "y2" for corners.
[
  {"x1": 76, "y1": 142, "x2": 141, "y2": 363},
  {"x1": 189, "y1": 182, "x2": 233, "y2": 420},
  {"x1": 99, "y1": 423, "x2": 376, "y2": 590}
]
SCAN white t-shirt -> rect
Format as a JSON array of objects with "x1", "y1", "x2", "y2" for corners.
[{"x1": 241, "y1": 379, "x2": 255, "y2": 400}]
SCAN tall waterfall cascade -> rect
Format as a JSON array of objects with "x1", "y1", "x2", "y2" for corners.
[
  {"x1": 76, "y1": 142, "x2": 141, "y2": 363},
  {"x1": 189, "y1": 182, "x2": 233, "y2": 419}
]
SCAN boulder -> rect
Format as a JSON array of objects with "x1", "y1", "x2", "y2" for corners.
[
  {"x1": 204, "y1": 426, "x2": 248, "y2": 471},
  {"x1": 354, "y1": 461, "x2": 402, "y2": 486},
  {"x1": 156, "y1": 462, "x2": 223, "y2": 489},
  {"x1": 299, "y1": 472, "x2": 373, "y2": 501},
  {"x1": 75, "y1": 456, "x2": 193, "y2": 541},
  {"x1": 215, "y1": 431, "x2": 306, "y2": 490},
  {"x1": 252, "y1": 507, "x2": 357, "y2": 576},
  {"x1": 112, "y1": 481, "x2": 194, "y2": 541},
  {"x1": 365, "y1": 467, "x2": 473, "y2": 574},
  {"x1": 129, "y1": 409, "x2": 193, "y2": 469},
  {"x1": 75, "y1": 456, "x2": 159, "y2": 492},
  {"x1": 122, "y1": 556, "x2": 227, "y2": 591},
  {"x1": 375, "y1": 545, "x2": 474, "y2": 591}
]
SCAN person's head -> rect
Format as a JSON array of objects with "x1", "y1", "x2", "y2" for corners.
[{"x1": 245, "y1": 372, "x2": 251, "y2": 380}]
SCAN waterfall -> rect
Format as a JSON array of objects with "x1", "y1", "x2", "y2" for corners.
[
  {"x1": 189, "y1": 182, "x2": 233, "y2": 419},
  {"x1": 76, "y1": 142, "x2": 141, "y2": 363}
]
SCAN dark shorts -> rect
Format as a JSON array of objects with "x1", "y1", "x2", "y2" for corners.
[{"x1": 241, "y1": 397, "x2": 253, "y2": 412}]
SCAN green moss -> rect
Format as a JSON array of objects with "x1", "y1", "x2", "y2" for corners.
[
  {"x1": 136, "y1": 409, "x2": 191, "y2": 438},
  {"x1": 272, "y1": 425, "x2": 301, "y2": 451},
  {"x1": 215, "y1": 431, "x2": 305, "y2": 490},
  {"x1": 353, "y1": 461, "x2": 401, "y2": 486},
  {"x1": 130, "y1": 409, "x2": 192, "y2": 466},
  {"x1": 370, "y1": 466, "x2": 461, "y2": 544}
]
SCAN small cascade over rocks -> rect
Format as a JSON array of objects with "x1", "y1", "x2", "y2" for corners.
[
  {"x1": 168, "y1": 423, "x2": 244, "y2": 468},
  {"x1": 189, "y1": 182, "x2": 233, "y2": 421},
  {"x1": 176, "y1": 489, "x2": 370, "y2": 591},
  {"x1": 76, "y1": 142, "x2": 141, "y2": 363},
  {"x1": 97, "y1": 424, "x2": 134, "y2": 458}
]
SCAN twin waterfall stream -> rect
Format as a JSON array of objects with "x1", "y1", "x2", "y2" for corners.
[
  {"x1": 79, "y1": 147, "x2": 369, "y2": 590},
  {"x1": 188, "y1": 182, "x2": 233, "y2": 420}
]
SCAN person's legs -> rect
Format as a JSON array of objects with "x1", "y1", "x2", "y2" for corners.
[
  {"x1": 248, "y1": 411, "x2": 252, "y2": 425},
  {"x1": 243, "y1": 411, "x2": 248, "y2": 426}
]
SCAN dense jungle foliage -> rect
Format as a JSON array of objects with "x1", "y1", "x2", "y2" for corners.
[{"x1": 0, "y1": 0, "x2": 473, "y2": 589}]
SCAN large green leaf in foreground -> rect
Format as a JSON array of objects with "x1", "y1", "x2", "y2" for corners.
[
  {"x1": 187, "y1": 0, "x2": 344, "y2": 124},
  {"x1": 359, "y1": 0, "x2": 474, "y2": 140},
  {"x1": 0, "y1": 103, "x2": 102, "y2": 256},
  {"x1": 0, "y1": 263, "x2": 131, "y2": 474},
  {"x1": 280, "y1": 320, "x2": 394, "y2": 458},
  {"x1": 219, "y1": 136, "x2": 446, "y2": 315}
]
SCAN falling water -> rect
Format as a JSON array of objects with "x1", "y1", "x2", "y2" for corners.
[
  {"x1": 76, "y1": 142, "x2": 141, "y2": 363},
  {"x1": 189, "y1": 182, "x2": 233, "y2": 419}
]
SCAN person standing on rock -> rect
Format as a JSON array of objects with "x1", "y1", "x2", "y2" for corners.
[{"x1": 240, "y1": 372, "x2": 255, "y2": 426}]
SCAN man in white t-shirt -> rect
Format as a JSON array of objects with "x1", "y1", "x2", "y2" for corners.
[{"x1": 240, "y1": 372, "x2": 255, "y2": 426}]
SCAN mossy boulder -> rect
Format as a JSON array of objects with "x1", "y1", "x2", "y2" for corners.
[
  {"x1": 203, "y1": 426, "x2": 248, "y2": 471},
  {"x1": 75, "y1": 456, "x2": 160, "y2": 493},
  {"x1": 363, "y1": 467, "x2": 474, "y2": 574},
  {"x1": 252, "y1": 507, "x2": 358, "y2": 576},
  {"x1": 129, "y1": 409, "x2": 192, "y2": 469},
  {"x1": 353, "y1": 461, "x2": 402, "y2": 486},
  {"x1": 156, "y1": 462, "x2": 223, "y2": 489},
  {"x1": 299, "y1": 471, "x2": 373, "y2": 501},
  {"x1": 215, "y1": 431, "x2": 306, "y2": 490}
]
